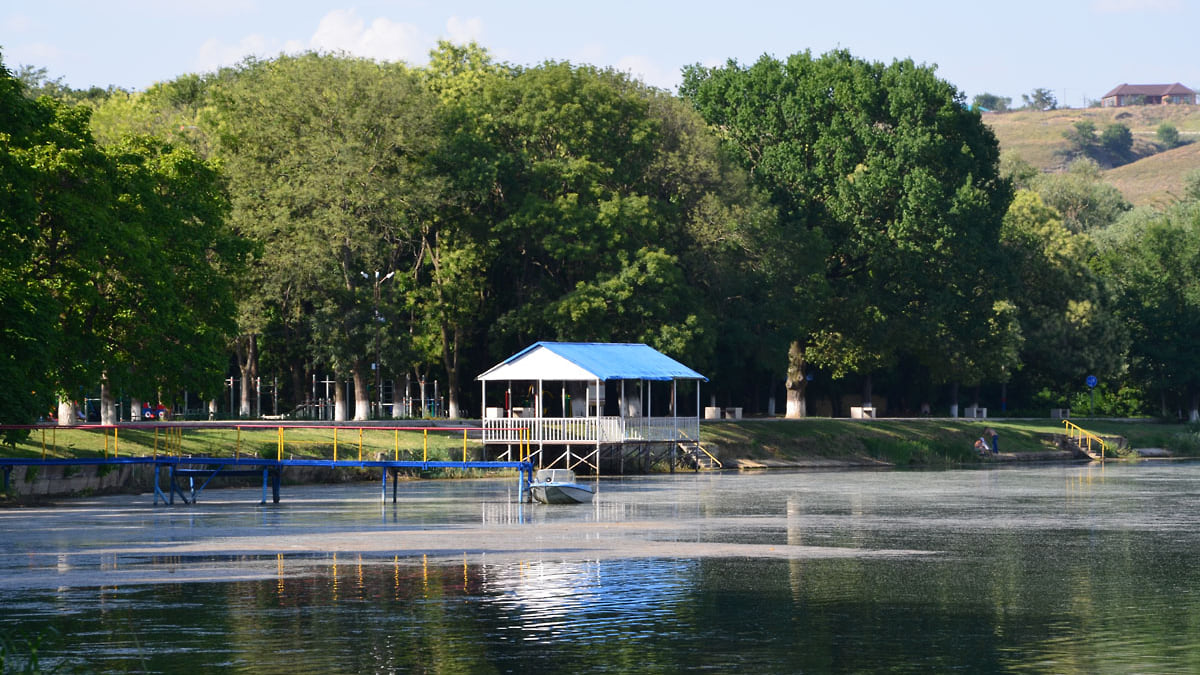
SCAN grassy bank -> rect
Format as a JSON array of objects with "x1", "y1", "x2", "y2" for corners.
[
  {"x1": 3, "y1": 424, "x2": 476, "y2": 463},
  {"x1": 2, "y1": 418, "x2": 1195, "y2": 471},
  {"x1": 700, "y1": 418, "x2": 1194, "y2": 467}
]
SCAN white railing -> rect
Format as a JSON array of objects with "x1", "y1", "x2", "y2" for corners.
[{"x1": 482, "y1": 416, "x2": 699, "y2": 444}]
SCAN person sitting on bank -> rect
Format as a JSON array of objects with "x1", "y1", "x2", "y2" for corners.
[
  {"x1": 974, "y1": 438, "x2": 988, "y2": 456},
  {"x1": 984, "y1": 427, "x2": 999, "y2": 454}
]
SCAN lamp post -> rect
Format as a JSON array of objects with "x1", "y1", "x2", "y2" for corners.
[{"x1": 362, "y1": 270, "x2": 395, "y2": 418}]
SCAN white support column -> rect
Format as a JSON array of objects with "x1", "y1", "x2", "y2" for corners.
[
  {"x1": 673, "y1": 379, "x2": 678, "y2": 440},
  {"x1": 595, "y1": 377, "x2": 602, "y2": 462}
]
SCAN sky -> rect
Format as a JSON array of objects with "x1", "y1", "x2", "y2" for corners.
[{"x1": 4, "y1": 0, "x2": 1199, "y2": 107}]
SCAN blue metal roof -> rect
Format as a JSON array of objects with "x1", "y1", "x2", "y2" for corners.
[{"x1": 498, "y1": 342, "x2": 707, "y2": 381}]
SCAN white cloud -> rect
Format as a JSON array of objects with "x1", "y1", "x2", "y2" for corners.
[
  {"x1": 310, "y1": 9, "x2": 429, "y2": 63},
  {"x1": 1092, "y1": 0, "x2": 1182, "y2": 12},
  {"x1": 190, "y1": 9, "x2": 438, "y2": 75},
  {"x1": 445, "y1": 16, "x2": 484, "y2": 44},
  {"x1": 616, "y1": 55, "x2": 680, "y2": 91},
  {"x1": 194, "y1": 33, "x2": 279, "y2": 73}
]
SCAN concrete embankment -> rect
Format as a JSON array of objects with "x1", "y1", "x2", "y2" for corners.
[
  {"x1": 3, "y1": 463, "x2": 156, "y2": 500},
  {"x1": 2, "y1": 463, "x2": 381, "y2": 503}
]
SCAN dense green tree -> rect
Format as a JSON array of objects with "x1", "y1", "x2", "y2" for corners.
[
  {"x1": 681, "y1": 50, "x2": 1014, "y2": 416},
  {"x1": 1157, "y1": 121, "x2": 1180, "y2": 149},
  {"x1": 972, "y1": 92, "x2": 1011, "y2": 112},
  {"x1": 1063, "y1": 119, "x2": 1096, "y2": 155},
  {"x1": 209, "y1": 53, "x2": 442, "y2": 420},
  {"x1": 480, "y1": 63, "x2": 720, "y2": 360},
  {"x1": 1032, "y1": 159, "x2": 1129, "y2": 232},
  {"x1": 1095, "y1": 202, "x2": 1200, "y2": 419},
  {"x1": 99, "y1": 135, "x2": 246, "y2": 410},
  {"x1": 1, "y1": 53, "x2": 244, "y2": 429},
  {"x1": 0, "y1": 59, "x2": 60, "y2": 431},
  {"x1": 416, "y1": 42, "x2": 513, "y2": 418},
  {"x1": 1099, "y1": 122, "x2": 1133, "y2": 156},
  {"x1": 643, "y1": 92, "x2": 789, "y2": 408},
  {"x1": 1001, "y1": 190, "x2": 1126, "y2": 404},
  {"x1": 999, "y1": 151, "x2": 1039, "y2": 190},
  {"x1": 14, "y1": 64, "x2": 121, "y2": 105},
  {"x1": 1022, "y1": 88, "x2": 1057, "y2": 111}
]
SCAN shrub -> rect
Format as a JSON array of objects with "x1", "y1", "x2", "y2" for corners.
[
  {"x1": 1100, "y1": 123, "x2": 1133, "y2": 155},
  {"x1": 1068, "y1": 384, "x2": 1148, "y2": 417},
  {"x1": 1157, "y1": 122, "x2": 1180, "y2": 148},
  {"x1": 1169, "y1": 428, "x2": 1200, "y2": 456}
]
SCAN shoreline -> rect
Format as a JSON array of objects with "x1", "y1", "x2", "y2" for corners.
[{"x1": 3, "y1": 448, "x2": 1178, "y2": 507}]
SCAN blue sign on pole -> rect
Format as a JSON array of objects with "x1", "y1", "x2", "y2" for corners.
[{"x1": 1086, "y1": 375, "x2": 1098, "y2": 389}]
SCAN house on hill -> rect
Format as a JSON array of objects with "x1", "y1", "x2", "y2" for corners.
[
  {"x1": 477, "y1": 342, "x2": 712, "y2": 474},
  {"x1": 1101, "y1": 83, "x2": 1196, "y2": 107}
]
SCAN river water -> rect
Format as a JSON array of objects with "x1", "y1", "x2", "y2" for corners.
[{"x1": 3, "y1": 461, "x2": 1200, "y2": 673}]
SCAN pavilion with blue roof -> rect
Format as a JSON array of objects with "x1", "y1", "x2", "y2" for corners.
[{"x1": 477, "y1": 342, "x2": 712, "y2": 473}]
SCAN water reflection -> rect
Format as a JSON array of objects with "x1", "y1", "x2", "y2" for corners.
[{"x1": 4, "y1": 462, "x2": 1200, "y2": 672}]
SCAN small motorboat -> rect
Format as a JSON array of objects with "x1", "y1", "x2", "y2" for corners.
[{"x1": 529, "y1": 469, "x2": 594, "y2": 504}]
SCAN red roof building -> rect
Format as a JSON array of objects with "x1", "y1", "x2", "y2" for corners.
[{"x1": 1101, "y1": 83, "x2": 1196, "y2": 107}]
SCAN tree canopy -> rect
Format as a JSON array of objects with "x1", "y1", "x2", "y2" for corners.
[
  {"x1": 5, "y1": 42, "x2": 1199, "y2": 424},
  {"x1": 0, "y1": 56, "x2": 245, "y2": 432},
  {"x1": 680, "y1": 50, "x2": 1015, "y2": 415}
]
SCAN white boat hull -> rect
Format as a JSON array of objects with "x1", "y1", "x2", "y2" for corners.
[{"x1": 531, "y1": 482, "x2": 594, "y2": 504}]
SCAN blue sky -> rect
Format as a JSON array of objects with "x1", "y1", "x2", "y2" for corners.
[{"x1": 4, "y1": 0, "x2": 1198, "y2": 107}]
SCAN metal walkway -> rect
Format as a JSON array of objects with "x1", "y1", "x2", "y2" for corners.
[{"x1": 0, "y1": 456, "x2": 535, "y2": 506}]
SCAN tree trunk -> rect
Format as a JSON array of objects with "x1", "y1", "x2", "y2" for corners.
[
  {"x1": 949, "y1": 381, "x2": 960, "y2": 418},
  {"x1": 784, "y1": 340, "x2": 808, "y2": 419},
  {"x1": 100, "y1": 375, "x2": 117, "y2": 425},
  {"x1": 862, "y1": 373, "x2": 873, "y2": 407},
  {"x1": 393, "y1": 374, "x2": 406, "y2": 419},
  {"x1": 57, "y1": 398, "x2": 79, "y2": 426},
  {"x1": 291, "y1": 364, "x2": 306, "y2": 412},
  {"x1": 418, "y1": 375, "x2": 429, "y2": 418},
  {"x1": 1191, "y1": 388, "x2": 1199, "y2": 423},
  {"x1": 235, "y1": 333, "x2": 258, "y2": 418},
  {"x1": 441, "y1": 325, "x2": 462, "y2": 419},
  {"x1": 334, "y1": 378, "x2": 348, "y2": 421},
  {"x1": 353, "y1": 361, "x2": 370, "y2": 421}
]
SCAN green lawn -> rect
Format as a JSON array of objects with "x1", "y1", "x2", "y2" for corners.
[
  {"x1": 4, "y1": 424, "x2": 479, "y2": 463},
  {"x1": 4, "y1": 418, "x2": 1194, "y2": 469},
  {"x1": 700, "y1": 417, "x2": 1193, "y2": 466}
]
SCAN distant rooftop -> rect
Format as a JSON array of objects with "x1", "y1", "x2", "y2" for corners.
[{"x1": 1102, "y1": 83, "x2": 1195, "y2": 98}]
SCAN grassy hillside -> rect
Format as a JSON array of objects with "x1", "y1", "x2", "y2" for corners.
[{"x1": 983, "y1": 104, "x2": 1200, "y2": 207}]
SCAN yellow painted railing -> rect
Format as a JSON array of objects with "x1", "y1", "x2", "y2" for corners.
[
  {"x1": 677, "y1": 430, "x2": 722, "y2": 468},
  {"x1": 16, "y1": 423, "x2": 501, "y2": 466},
  {"x1": 1063, "y1": 420, "x2": 1108, "y2": 459}
]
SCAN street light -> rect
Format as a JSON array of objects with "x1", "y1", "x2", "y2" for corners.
[{"x1": 362, "y1": 270, "x2": 395, "y2": 418}]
